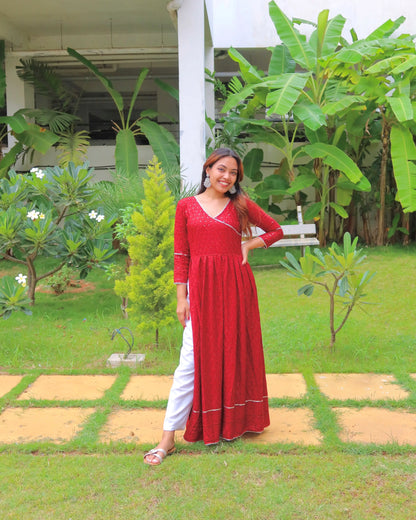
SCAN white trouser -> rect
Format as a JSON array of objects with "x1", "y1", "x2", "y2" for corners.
[{"x1": 163, "y1": 318, "x2": 195, "y2": 431}]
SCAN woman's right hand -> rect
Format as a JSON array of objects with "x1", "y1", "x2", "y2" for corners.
[{"x1": 177, "y1": 298, "x2": 190, "y2": 328}]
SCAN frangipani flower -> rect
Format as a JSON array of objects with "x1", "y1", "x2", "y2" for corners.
[
  {"x1": 30, "y1": 167, "x2": 45, "y2": 179},
  {"x1": 15, "y1": 273, "x2": 27, "y2": 287},
  {"x1": 39, "y1": 213, "x2": 46, "y2": 220},
  {"x1": 88, "y1": 210, "x2": 98, "y2": 220},
  {"x1": 27, "y1": 210, "x2": 40, "y2": 221},
  {"x1": 96, "y1": 214, "x2": 105, "y2": 222}
]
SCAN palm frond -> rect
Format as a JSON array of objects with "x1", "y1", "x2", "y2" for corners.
[{"x1": 56, "y1": 130, "x2": 90, "y2": 167}]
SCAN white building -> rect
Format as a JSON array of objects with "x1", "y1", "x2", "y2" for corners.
[{"x1": 1, "y1": 0, "x2": 416, "y2": 185}]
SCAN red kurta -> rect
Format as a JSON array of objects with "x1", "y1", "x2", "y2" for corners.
[{"x1": 174, "y1": 196, "x2": 283, "y2": 444}]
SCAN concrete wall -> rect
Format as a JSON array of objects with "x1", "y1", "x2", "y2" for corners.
[{"x1": 210, "y1": 0, "x2": 416, "y2": 48}]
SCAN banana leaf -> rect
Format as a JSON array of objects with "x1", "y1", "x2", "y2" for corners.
[
  {"x1": 18, "y1": 125, "x2": 59, "y2": 153},
  {"x1": 267, "y1": 45, "x2": 296, "y2": 75},
  {"x1": 268, "y1": 1, "x2": 316, "y2": 70},
  {"x1": 387, "y1": 95, "x2": 413, "y2": 122},
  {"x1": 138, "y1": 119, "x2": 179, "y2": 174},
  {"x1": 304, "y1": 142, "x2": 369, "y2": 188},
  {"x1": 390, "y1": 125, "x2": 416, "y2": 212},
  {"x1": 126, "y1": 68, "x2": 149, "y2": 128},
  {"x1": 67, "y1": 48, "x2": 124, "y2": 114},
  {"x1": 292, "y1": 102, "x2": 326, "y2": 131},
  {"x1": 115, "y1": 129, "x2": 139, "y2": 175}
]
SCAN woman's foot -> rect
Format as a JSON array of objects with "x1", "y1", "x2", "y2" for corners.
[{"x1": 143, "y1": 444, "x2": 176, "y2": 466}]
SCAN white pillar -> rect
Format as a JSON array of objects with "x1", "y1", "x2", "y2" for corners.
[
  {"x1": 205, "y1": 44, "x2": 215, "y2": 145},
  {"x1": 5, "y1": 55, "x2": 34, "y2": 150},
  {"x1": 177, "y1": 0, "x2": 206, "y2": 187}
]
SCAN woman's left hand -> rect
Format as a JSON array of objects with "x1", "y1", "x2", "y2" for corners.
[{"x1": 241, "y1": 242, "x2": 250, "y2": 265}]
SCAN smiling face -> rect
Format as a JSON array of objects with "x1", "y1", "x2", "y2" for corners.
[{"x1": 206, "y1": 156, "x2": 239, "y2": 196}]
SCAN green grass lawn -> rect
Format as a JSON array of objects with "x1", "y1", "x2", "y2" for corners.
[{"x1": 1, "y1": 246, "x2": 416, "y2": 519}]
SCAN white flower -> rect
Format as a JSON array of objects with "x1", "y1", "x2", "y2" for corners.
[
  {"x1": 96, "y1": 214, "x2": 105, "y2": 222},
  {"x1": 89, "y1": 210, "x2": 98, "y2": 220},
  {"x1": 30, "y1": 167, "x2": 45, "y2": 179},
  {"x1": 39, "y1": 213, "x2": 46, "y2": 220},
  {"x1": 27, "y1": 210, "x2": 40, "y2": 221},
  {"x1": 15, "y1": 273, "x2": 27, "y2": 287}
]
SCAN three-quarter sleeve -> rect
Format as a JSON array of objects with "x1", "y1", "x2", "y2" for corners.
[
  {"x1": 173, "y1": 199, "x2": 190, "y2": 284},
  {"x1": 246, "y1": 198, "x2": 283, "y2": 248}
]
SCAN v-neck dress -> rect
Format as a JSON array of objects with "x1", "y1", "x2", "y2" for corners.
[{"x1": 174, "y1": 196, "x2": 283, "y2": 444}]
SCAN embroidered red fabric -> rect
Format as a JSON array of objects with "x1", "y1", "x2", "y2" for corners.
[{"x1": 174, "y1": 196, "x2": 283, "y2": 444}]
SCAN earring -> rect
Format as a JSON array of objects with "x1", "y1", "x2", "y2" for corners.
[
  {"x1": 229, "y1": 185, "x2": 237, "y2": 194},
  {"x1": 203, "y1": 176, "x2": 211, "y2": 188}
]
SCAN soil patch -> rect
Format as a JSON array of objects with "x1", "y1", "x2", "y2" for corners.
[{"x1": 36, "y1": 280, "x2": 96, "y2": 294}]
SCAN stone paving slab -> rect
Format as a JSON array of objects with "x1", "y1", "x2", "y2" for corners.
[
  {"x1": 0, "y1": 407, "x2": 95, "y2": 444},
  {"x1": 100, "y1": 409, "x2": 184, "y2": 444},
  {"x1": 245, "y1": 408, "x2": 322, "y2": 445},
  {"x1": 99, "y1": 407, "x2": 322, "y2": 446},
  {"x1": 315, "y1": 374, "x2": 409, "y2": 400},
  {"x1": 0, "y1": 375, "x2": 23, "y2": 398},
  {"x1": 17, "y1": 375, "x2": 117, "y2": 401},
  {"x1": 121, "y1": 375, "x2": 174, "y2": 401},
  {"x1": 334, "y1": 407, "x2": 416, "y2": 445},
  {"x1": 266, "y1": 374, "x2": 307, "y2": 399}
]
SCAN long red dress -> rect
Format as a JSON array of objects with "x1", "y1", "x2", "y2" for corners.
[{"x1": 174, "y1": 196, "x2": 283, "y2": 444}]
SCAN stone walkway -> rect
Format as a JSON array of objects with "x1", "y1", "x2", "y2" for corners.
[{"x1": 1, "y1": 373, "x2": 416, "y2": 446}]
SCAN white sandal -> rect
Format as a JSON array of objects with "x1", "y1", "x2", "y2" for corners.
[{"x1": 143, "y1": 446, "x2": 176, "y2": 466}]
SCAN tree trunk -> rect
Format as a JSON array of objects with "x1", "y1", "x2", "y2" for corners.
[
  {"x1": 376, "y1": 119, "x2": 390, "y2": 246},
  {"x1": 26, "y1": 258, "x2": 37, "y2": 305},
  {"x1": 402, "y1": 212, "x2": 410, "y2": 246}
]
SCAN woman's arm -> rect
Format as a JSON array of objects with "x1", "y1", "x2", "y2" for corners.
[{"x1": 176, "y1": 283, "x2": 190, "y2": 327}]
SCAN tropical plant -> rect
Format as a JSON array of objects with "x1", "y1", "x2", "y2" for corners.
[
  {"x1": 280, "y1": 232, "x2": 375, "y2": 349},
  {"x1": 0, "y1": 111, "x2": 61, "y2": 178},
  {"x1": 67, "y1": 48, "x2": 150, "y2": 176},
  {"x1": 222, "y1": 2, "x2": 372, "y2": 245},
  {"x1": 0, "y1": 275, "x2": 32, "y2": 319},
  {"x1": 0, "y1": 163, "x2": 116, "y2": 304},
  {"x1": 114, "y1": 158, "x2": 176, "y2": 345},
  {"x1": 329, "y1": 18, "x2": 416, "y2": 244},
  {"x1": 56, "y1": 130, "x2": 90, "y2": 167}
]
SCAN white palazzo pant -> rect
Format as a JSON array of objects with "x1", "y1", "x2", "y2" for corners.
[{"x1": 163, "y1": 318, "x2": 195, "y2": 431}]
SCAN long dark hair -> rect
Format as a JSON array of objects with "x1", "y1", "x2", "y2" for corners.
[{"x1": 198, "y1": 148, "x2": 252, "y2": 237}]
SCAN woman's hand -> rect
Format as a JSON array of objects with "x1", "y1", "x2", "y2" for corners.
[
  {"x1": 177, "y1": 299, "x2": 190, "y2": 327},
  {"x1": 176, "y1": 284, "x2": 190, "y2": 327},
  {"x1": 241, "y1": 237, "x2": 264, "y2": 265}
]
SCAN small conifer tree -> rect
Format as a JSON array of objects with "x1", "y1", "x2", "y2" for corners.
[{"x1": 115, "y1": 158, "x2": 176, "y2": 345}]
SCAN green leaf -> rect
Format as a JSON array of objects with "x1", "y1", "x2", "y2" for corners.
[
  {"x1": 329, "y1": 202, "x2": 349, "y2": 218},
  {"x1": 366, "y1": 16, "x2": 406, "y2": 40},
  {"x1": 115, "y1": 129, "x2": 139, "y2": 175},
  {"x1": 387, "y1": 95, "x2": 413, "y2": 123},
  {"x1": 322, "y1": 96, "x2": 364, "y2": 116},
  {"x1": 287, "y1": 172, "x2": 317, "y2": 194},
  {"x1": 138, "y1": 119, "x2": 179, "y2": 173},
  {"x1": 243, "y1": 148, "x2": 264, "y2": 181},
  {"x1": 154, "y1": 78, "x2": 179, "y2": 102},
  {"x1": 304, "y1": 202, "x2": 322, "y2": 220},
  {"x1": 228, "y1": 47, "x2": 264, "y2": 84},
  {"x1": 267, "y1": 45, "x2": 296, "y2": 75},
  {"x1": 126, "y1": 68, "x2": 149, "y2": 128},
  {"x1": 304, "y1": 143, "x2": 369, "y2": 187},
  {"x1": 254, "y1": 174, "x2": 289, "y2": 197},
  {"x1": 319, "y1": 14, "x2": 346, "y2": 58},
  {"x1": 0, "y1": 142, "x2": 24, "y2": 177},
  {"x1": 293, "y1": 102, "x2": 326, "y2": 131},
  {"x1": 298, "y1": 284, "x2": 314, "y2": 296},
  {"x1": 18, "y1": 125, "x2": 59, "y2": 153},
  {"x1": 268, "y1": 1, "x2": 316, "y2": 70},
  {"x1": 67, "y1": 48, "x2": 124, "y2": 114},
  {"x1": 390, "y1": 125, "x2": 416, "y2": 212},
  {"x1": 0, "y1": 113, "x2": 29, "y2": 133}
]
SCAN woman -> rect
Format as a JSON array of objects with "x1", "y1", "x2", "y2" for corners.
[{"x1": 144, "y1": 148, "x2": 283, "y2": 465}]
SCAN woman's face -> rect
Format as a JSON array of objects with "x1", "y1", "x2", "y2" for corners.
[{"x1": 206, "y1": 156, "x2": 238, "y2": 195}]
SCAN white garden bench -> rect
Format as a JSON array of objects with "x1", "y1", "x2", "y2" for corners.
[{"x1": 252, "y1": 205, "x2": 319, "y2": 255}]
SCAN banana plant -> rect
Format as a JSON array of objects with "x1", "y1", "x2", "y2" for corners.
[
  {"x1": 67, "y1": 48, "x2": 149, "y2": 176},
  {"x1": 280, "y1": 232, "x2": 375, "y2": 349},
  {"x1": 330, "y1": 19, "x2": 416, "y2": 244},
  {"x1": 222, "y1": 2, "x2": 371, "y2": 245}
]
